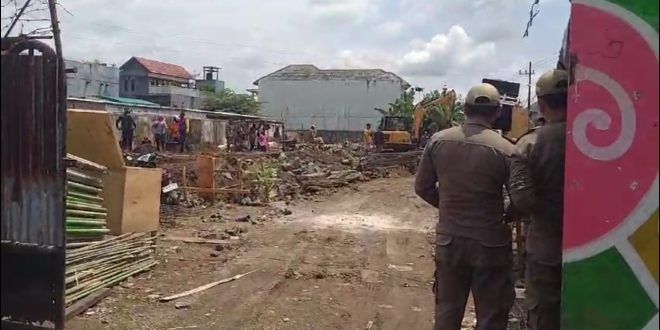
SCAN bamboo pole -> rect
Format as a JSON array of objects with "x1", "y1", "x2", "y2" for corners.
[
  {"x1": 66, "y1": 209, "x2": 107, "y2": 218},
  {"x1": 67, "y1": 191, "x2": 104, "y2": 203},
  {"x1": 68, "y1": 181, "x2": 102, "y2": 194}
]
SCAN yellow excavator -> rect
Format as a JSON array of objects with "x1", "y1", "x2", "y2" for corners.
[
  {"x1": 372, "y1": 111, "x2": 416, "y2": 152},
  {"x1": 372, "y1": 85, "x2": 531, "y2": 151},
  {"x1": 373, "y1": 88, "x2": 458, "y2": 152}
]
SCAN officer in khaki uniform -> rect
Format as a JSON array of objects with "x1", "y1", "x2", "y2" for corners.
[
  {"x1": 516, "y1": 69, "x2": 568, "y2": 330},
  {"x1": 415, "y1": 83, "x2": 535, "y2": 330}
]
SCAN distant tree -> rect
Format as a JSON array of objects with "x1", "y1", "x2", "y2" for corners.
[
  {"x1": 202, "y1": 88, "x2": 260, "y2": 115},
  {"x1": 452, "y1": 102, "x2": 466, "y2": 124},
  {"x1": 386, "y1": 88, "x2": 417, "y2": 119}
]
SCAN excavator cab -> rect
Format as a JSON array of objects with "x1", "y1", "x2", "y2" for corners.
[{"x1": 373, "y1": 115, "x2": 415, "y2": 152}]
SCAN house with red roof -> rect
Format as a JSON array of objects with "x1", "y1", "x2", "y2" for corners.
[{"x1": 119, "y1": 56, "x2": 201, "y2": 108}]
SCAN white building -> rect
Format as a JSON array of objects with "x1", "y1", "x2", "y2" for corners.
[{"x1": 253, "y1": 65, "x2": 410, "y2": 131}]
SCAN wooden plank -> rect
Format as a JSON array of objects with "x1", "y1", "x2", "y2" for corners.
[
  {"x1": 161, "y1": 236, "x2": 236, "y2": 245},
  {"x1": 160, "y1": 270, "x2": 258, "y2": 302},
  {"x1": 64, "y1": 288, "x2": 111, "y2": 320},
  {"x1": 66, "y1": 153, "x2": 109, "y2": 173},
  {"x1": 178, "y1": 187, "x2": 249, "y2": 194}
]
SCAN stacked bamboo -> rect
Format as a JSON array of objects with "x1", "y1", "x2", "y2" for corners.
[
  {"x1": 66, "y1": 167, "x2": 109, "y2": 240},
  {"x1": 65, "y1": 233, "x2": 158, "y2": 305}
]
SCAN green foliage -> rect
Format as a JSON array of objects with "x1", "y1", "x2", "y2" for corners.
[
  {"x1": 256, "y1": 164, "x2": 278, "y2": 202},
  {"x1": 386, "y1": 88, "x2": 417, "y2": 119},
  {"x1": 452, "y1": 102, "x2": 466, "y2": 124},
  {"x1": 422, "y1": 90, "x2": 441, "y2": 103},
  {"x1": 202, "y1": 88, "x2": 260, "y2": 115},
  {"x1": 420, "y1": 90, "x2": 465, "y2": 131}
]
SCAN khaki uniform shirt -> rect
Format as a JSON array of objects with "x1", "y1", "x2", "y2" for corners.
[
  {"x1": 415, "y1": 123, "x2": 535, "y2": 247},
  {"x1": 516, "y1": 122, "x2": 566, "y2": 265}
]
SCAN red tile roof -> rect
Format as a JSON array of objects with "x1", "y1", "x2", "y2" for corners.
[{"x1": 134, "y1": 57, "x2": 193, "y2": 80}]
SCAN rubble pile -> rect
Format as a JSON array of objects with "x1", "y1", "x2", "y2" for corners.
[
  {"x1": 272, "y1": 144, "x2": 421, "y2": 200},
  {"x1": 154, "y1": 143, "x2": 421, "y2": 206}
]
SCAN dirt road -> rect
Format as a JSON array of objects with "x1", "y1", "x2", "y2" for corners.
[{"x1": 68, "y1": 175, "x2": 449, "y2": 329}]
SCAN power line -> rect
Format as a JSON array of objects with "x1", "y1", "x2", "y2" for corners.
[
  {"x1": 64, "y1": 20, "x2": 313, "y2": 57},
  {"x1": 519, "y1": 61, "x2": 535, "y2": 110}
]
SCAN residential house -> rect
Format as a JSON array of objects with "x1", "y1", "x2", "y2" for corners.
[
  {"x1": 119, "y1": 57, "x2": 199, "y2": 109},
  {"x1": 65, "y1": 59, "x2": 120, "y2": 99},
  {"x1": 253, "y1": 64, "x2": 410, "y2": 133},
  {"x1": 196, "y1": 66, "x2": 225, "y2": 93}
]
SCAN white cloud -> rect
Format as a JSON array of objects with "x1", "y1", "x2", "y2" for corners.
[
  {"x1": 398, "y1": 25, "x2": 496, "y2": 77},
  {"x1": 306, "y1": 0, "x2": 373, "y2": 23},
  {"x1": 374, "y1": 20, "x2": 403, "y2": 37},
  {"x1": 335, "y1": 50, "x2": 396, "y2": 70},
  {"x1": 1, "y1": 0, "x2": 569, "y2": 97}
]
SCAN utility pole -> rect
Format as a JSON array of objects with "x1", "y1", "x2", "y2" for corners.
[{"x1": 519, "y1": 61, "x2": 535, "y2": 110}]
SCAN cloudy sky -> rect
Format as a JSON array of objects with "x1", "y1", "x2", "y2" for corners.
[{"x1": 5, "y1": 0, "x2": 570, "y2": 101}]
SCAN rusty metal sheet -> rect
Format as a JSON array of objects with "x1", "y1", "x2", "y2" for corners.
[{"x1": 1, "y1": 38, "x2": 66, "y2": 329}]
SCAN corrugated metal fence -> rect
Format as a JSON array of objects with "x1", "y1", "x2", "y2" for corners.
[{"x1": 1, "y1": 38, "x2": 67, "y2": 328}]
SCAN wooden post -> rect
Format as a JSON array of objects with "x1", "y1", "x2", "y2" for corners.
[
  {"x1": 238, "y1": 160, "x2": 244, "y2": 192},
  {"x1": 182, "y1": 166, "x2": 188, "y2": 200}
]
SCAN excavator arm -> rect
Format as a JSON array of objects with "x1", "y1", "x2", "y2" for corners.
[{"x1": 412, "y1": 89, "x2": 457, "y2": 140}]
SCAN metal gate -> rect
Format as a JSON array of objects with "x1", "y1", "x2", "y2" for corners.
[{"x1": 1, "y1": 38, "x2": 67, "y2": 329}]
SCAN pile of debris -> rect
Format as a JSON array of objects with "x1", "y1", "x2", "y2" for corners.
[
  {"x1": 154, "y1": 143, "x2": 422, "y2": 206},
  {"x1": 272, "y1": 145, "x2": 420, "y2": 200}
]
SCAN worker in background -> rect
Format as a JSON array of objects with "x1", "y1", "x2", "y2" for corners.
[
  {"x1": 178, "y1": 111, "x2": 189, "y2": 153},
  {"x1": 152, "y1": 116, "x2": 167, "y2": 152},
  {"x1": 418, "y1": 130, "x2": 432, "y2": 149},
  {"x1": 273, "y1": 125, "x2": 282, "y2": 143},
  {"x1": 258, "y1": 128, "x2": 269, "y2": 152},
  {"x1": 515, "y1": 69, "x2": 568, "y2": 330},
  {"x1": 363, "y1": 123, "x2": 373, "y2": 149},
  {"x1": 116, "y1": 109, "x2": 136, "y2": 152},
  {"x1": 309, "y1": 124, "x2": 318, "y2": 142},
  {"x1": 246, "y1": 123, "x2": 256, "y2": 151},
  {"x1": 534, "y1": 117, "x2": 546, "y2": 127},
  {"x1": 415, "y1": 83, "x2": 534, "y2": 330},
  {"x1": 169, "y1": 116, "x2": 180, "y2": 143}
]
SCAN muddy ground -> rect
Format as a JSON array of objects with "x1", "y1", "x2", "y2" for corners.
[{"x1": 67, "y1": 173, "x2": 519, "y2": 330}]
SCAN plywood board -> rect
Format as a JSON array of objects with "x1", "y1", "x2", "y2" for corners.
[
  {"x1": 121, "y1": 167, "x2": 161, "y2": 233},
  {"x1": 67, "y1": 109, "x2": 125, "y2": 170},
  {"x1": 100, "y1": 170, "x2": 126, "y2": 235},
  {"x1": 196, "y1": 155, "x2": 215, "y2": 200}
]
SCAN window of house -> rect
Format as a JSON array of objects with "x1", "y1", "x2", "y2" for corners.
[
  {"x1": 131, "y1": 79, "x2": 135, "y2": 92},
  {"x1": 124, "y1": 79, "x2": 128, "y2": 91}
]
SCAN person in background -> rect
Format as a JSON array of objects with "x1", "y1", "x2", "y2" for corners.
[
  {"x1": 364, "y1": 123, "x2": 374, "y2": 149},
  {"x1": 248, "y1": 123, "x2": 258, "y2": 151},
  {"x1": 116, "y1": 108, "x2": 136, "y2": 152},
  {"x1": 152, "y1": 116, "x2": 167, "y2": 152},
  {"x1": 259, "y1": 129, "x2": 269, "y2": 152},
  {"x1": 309, "y1": 125, "x2": 318, "y2": 142},
  {"x1": 415, "y1": 83, "x2": 534, "y2": 330},
  {"x1": 273, "y1": 125, "x2": 282, "y2": 143},
  {"x1": 515, "y1": 70, "x2": 568, "y2": 330},
  {"x1": 419, "y1": 130, "x2": 432, "y2": 149},
  {"x1": 534, "y1": 117, "x2": 546, "y2": 128},
  {"x1": 178, "y1": 111, "x2": 189, "y2": 153}
]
